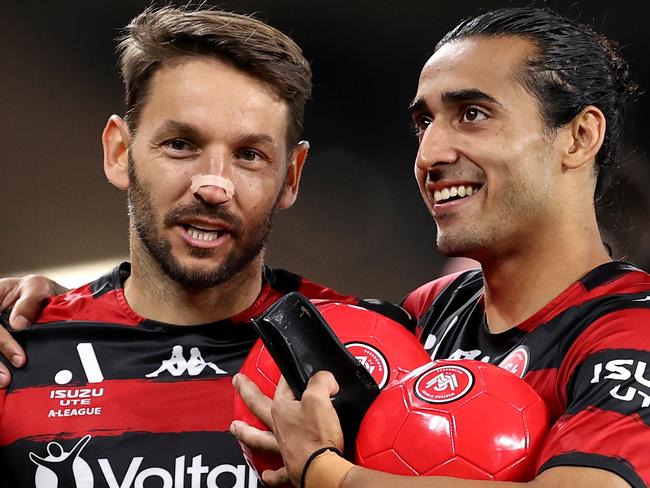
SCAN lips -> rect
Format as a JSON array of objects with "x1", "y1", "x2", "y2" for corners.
[
  {"x1": 183, "y1": 225, "x2": 224, "y2": 242},
  {"x1": 175, "y1": 217, "x2": 236, "y2": 249}
]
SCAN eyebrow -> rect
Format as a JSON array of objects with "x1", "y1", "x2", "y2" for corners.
[
  {"x1": 153, "y1": 119, "x2": 204, "y2": 139},
  {"x1": 408, "y1": 89, "x2": 503, "y2": 115},
  {"x1": 441, "y1": 89, "x2": 502, "y2": 106},
  {"x1": 236, "y1": 133, "x2": 277, "y2": 147},
  {"x1": 152, "y1": 121, "x2": 278, "y2": 148}
]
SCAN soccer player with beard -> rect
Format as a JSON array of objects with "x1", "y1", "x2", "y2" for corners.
[
  {"x1": 231, "y1": 7, "x2": 650, "y2": 488},
  {"x1": 0, "y1": 6, "x2": 404, "y2": 487}
]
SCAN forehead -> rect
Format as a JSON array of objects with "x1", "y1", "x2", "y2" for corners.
[
  {"x1": 139, "y1": 56, "x2": 289, "y2": 142},
  {"x1": 416, "y1": 36, "x2": 535, "y2": 104}
]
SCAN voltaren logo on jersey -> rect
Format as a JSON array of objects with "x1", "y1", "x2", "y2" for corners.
[
  {"x1": 498, "y1": 346, "x2": 529, "y2": 379},
  {"x1": 345, "y1": 342, "x2": 389, "y2": 389},
  {"x1": 48, "y1": 343, "x2": 105, "y2": 418},
  {"x1": 28, "y1": 435, "x2": 260, "y2": 488},
  {"x1": 414, "y1": 363, "x2": 474, "y2": 403}
]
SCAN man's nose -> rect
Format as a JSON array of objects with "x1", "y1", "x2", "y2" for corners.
[
  {"x1": 191, "y1": 157, "x2": 235, "y2": 205},
  {"x1": 415, "y1": 122, "x2": 459, "y2": 173}
]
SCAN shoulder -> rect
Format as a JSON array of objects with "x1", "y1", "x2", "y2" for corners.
[
  {"x1": 36, "y1": 264, "x2": 137, "y2": 325},
  {"x1": 263, "y1": 266, "x2": 358, "y2": 304},
  {"x1": 401, "y1": 269, "x2": 483, "y2": 320}
]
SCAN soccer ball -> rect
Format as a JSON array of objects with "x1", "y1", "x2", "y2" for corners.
[
  {"x1": 355, "y1": 360, "x2": 550, "y2": 481},
  {"x1": 234, "y1": 301, "x2": 431, "y2": 477}
]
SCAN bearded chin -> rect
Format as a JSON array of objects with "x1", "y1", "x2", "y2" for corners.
[{"x1": 126, "y1": 157, "x2": 278, "y2": 289}]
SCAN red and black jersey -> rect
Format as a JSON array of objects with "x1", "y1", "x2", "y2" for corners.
[
  {"x1": 0, "y1": 262, "x2": 399, "y2": 488},
  {"x1": 402, "y1": 261, "x2": 650, "y2": 487}
]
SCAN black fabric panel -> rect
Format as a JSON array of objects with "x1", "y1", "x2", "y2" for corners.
[
  {"x1": 88, "y1": 262, "x2": 128, "y2": 298},
  {"x1": 8, "y1": 320, "x2": 258, "y2": 389},
  {"x1": 417, "y1": 269, "x2": 484, "y2": 338},
  {"x1": 580, "y1": 262, "x2": 642, "y2": 292},
  {"x1": 539, "y1": 452, "x2": 646, "y2": 488},
  {"x1": 566, "y1": 348, "x2": 650, "y2": 425},
  {"x1": 262, "y1": 266, "x2": 302, "y2": 294}
]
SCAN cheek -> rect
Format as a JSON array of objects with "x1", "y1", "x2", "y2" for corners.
[{"x1": 232, "y1": 172, "x2": 283, "y2": 211}]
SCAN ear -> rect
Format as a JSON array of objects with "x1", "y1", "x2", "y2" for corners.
[
  {"x1": 562, "y1": 105, "x2": 606, "y2": 171},
  {"x1": 102, "y1": 115, "x2": 131, "y2": 190},
  {"x1": 277, "y1": 140, "x2": 309, "y2": 209}
]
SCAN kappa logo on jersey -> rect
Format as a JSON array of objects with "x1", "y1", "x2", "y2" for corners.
[
  {"x1": 498, "y1": 346, "x2": 529, "y2": 378},
  {"x1": 28, "y1": 435, "x2": 260, "y2": 488},
  {"x1": 31, "y1": 435, "x2": 93, "y2": 488},
  {"x1": 591, "y1": 359, "x2": 650, "y2": 407},
  {"x1": 345, "y1": 342, "x2": 389, "y2": 389},
  {"x1": 146, "y1": 346, "x2": 228, "y2": 378},
  {"x1": 415, "y1": 364, "x2": 474, "y2": 403}
]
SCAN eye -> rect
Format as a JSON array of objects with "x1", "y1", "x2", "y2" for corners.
[
  {"x1": 461, "y1": 107, "x2": 487, "y2": 123},
  {"x1": 160, "y1": 138, "x2": 197, "y2": 158},
  {"x1": 169, "y1": 139, "x2": 190, "y2": 151},
  {"x1": 412, "y1": 114, "x2": 433, "y2": 136},
  {"x1": 236, "y1": 149, "x2": 266, "y2": 164}
]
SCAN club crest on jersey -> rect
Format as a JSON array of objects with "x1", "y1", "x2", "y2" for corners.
[
  {"x1": 146, "y1": 346, "x2": 228, "y2": 378},
  {"x1": 498, "y1": 346, "x2": 529, "y2": 378},
  {"x1": 414, "y1": 364, "x2": 474, "y2": 403},
  {"x1": 591, "y1": 359, "x2": 650, "y2": 407},
  {"x1": 345, "y1": 342, "x2": 389, "y2": 389}
]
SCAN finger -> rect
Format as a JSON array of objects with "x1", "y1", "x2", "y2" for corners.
[
  {"x1": 261, "y1": 467, "x2": 290, "y2": 487},
  {"x1": 0, "y1": 361, "x2": 12, "y2": 388},
  {"x1": 0, "y1": 326, "x2": 25, "y2": 369},
  {"x1": 0, "y1": 279, "x2": 21, "y2": 311},
  {"x1": 233, "y1": 373, "x2": 274, "y2": 427},
  {"x1": 9, "y1": 276, "x2": 54, "y2": 328},
  {"x1": 273, "y1": 376, "x2": 296, "y2": 402},
  {"x1": 230, "y1": 420, "x2": 279, "y2": 453},
  {"x1": 307, "y1": 370, "x2": 340, "y2": 397}
]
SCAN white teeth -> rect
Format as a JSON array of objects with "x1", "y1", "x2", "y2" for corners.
[
  {"x1": 187, "y1": 227, "x2": 220, "y2": 241},
  {"x1": 433, "y1": 185, "x2": 479, "y2": 203}
]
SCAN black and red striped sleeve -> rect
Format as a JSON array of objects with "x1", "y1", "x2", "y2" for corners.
[{"x1": 537, "y1": 307, "x2": 650, "y2": 487}]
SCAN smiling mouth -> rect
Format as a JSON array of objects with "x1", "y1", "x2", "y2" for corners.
[
  {"x1": 433, "y1": 184, "x2": 482, "y2": 204},
  {"x1": 182, "y1": 224, "x2": 226, "y2": 242}
]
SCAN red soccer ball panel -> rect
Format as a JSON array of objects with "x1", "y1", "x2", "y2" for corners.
[
  {"x1": 359, "y1": 449, "x2": 419, "y2": 476},
  {"x1": 354, "y1": 385, "x2": 411, "y2": 460},
  {"x1": 453, "y1": 393, "x2": 530, "y2": 475},
  {"x1": 393, "y1": 409, "x2": 456, "y2": 475},
  {"x1": 425, "y1": 457, "x2": 493, "y2": 479}
]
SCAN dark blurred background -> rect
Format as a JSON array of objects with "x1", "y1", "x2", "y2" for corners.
[{"x1": 2, "y1": 0, "x2": 649, "y2": 302}]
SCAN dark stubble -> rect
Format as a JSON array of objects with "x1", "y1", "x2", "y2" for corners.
[{"x1": 127, "y1": 155, "x2": 280, "y2": 289}]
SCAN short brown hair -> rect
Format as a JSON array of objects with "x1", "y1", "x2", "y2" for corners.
[{"x1": 117, "y1": 6, "x2": 312, "y2": 147}]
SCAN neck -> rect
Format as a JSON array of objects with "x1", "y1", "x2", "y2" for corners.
[
  {"x1": 479, "y1": 215, "x2": 611, "y2": 333},
  {"x1": 124, "y1": 241, "x2": 264, "y2": 325}
]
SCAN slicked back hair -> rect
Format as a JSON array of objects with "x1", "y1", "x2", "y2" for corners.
[
  {"x1": 117, "y1": 6, "x2": 312, "y2": 148},
  {"x1": 436, "y1": 7, "x2": 639, "y2": 204}
]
